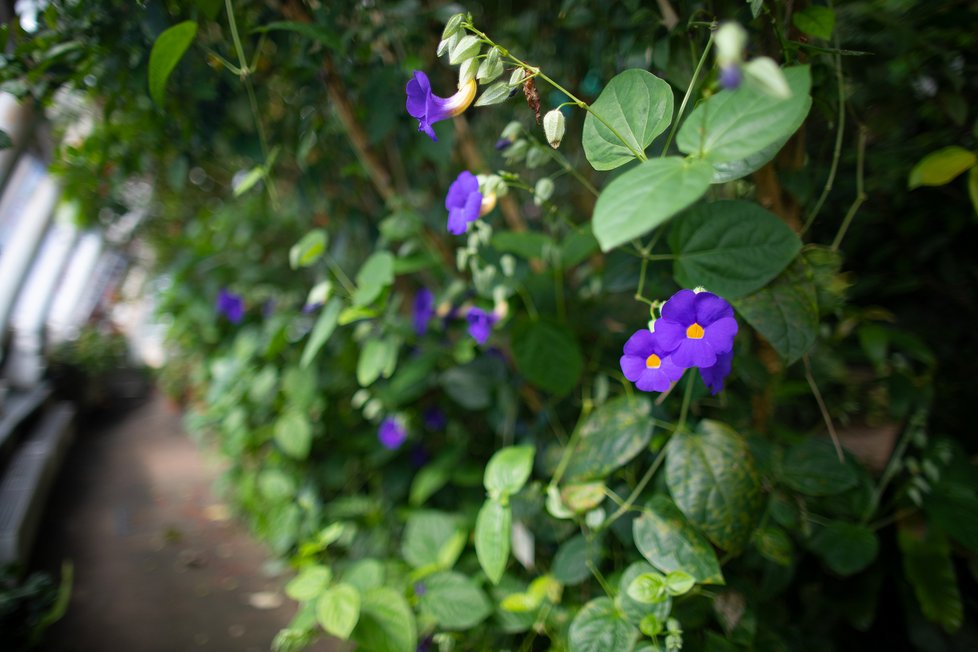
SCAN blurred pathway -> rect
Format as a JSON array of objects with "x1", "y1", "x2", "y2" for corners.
[{"x1": 32, "y1": 393, "x2": 333, "y2": 652}]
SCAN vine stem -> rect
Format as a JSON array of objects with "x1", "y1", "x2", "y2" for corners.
[
  {"x1": 802, "y1": 354, "x2": 844, "y2": 463},
  {"x1": 463, "y1": 24, "x2": 646, "y2": 162},
  {"x1": 862, "y1": 410, "x2": 925, "y2": 523},
  {"x1": 803, "y1": 16, "x2": 845, "y2": 233},
  {"x1": 831, "y1": 125, "x2": 868, "y2": 251},
  {"x1": 601, "y1": 440, "x2": 671, "y2": 529},
  {"x1": 676, "y1": 370, "x2": 696, "y2": 432},
  {"x1": 224, "y1": 0, "x2": 278, "y2": 204},
  {"x1": 660, "y1": 33, "x2": 714, "y2": 156}
]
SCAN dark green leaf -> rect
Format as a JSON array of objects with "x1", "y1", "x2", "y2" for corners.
[
  {"x1": 592, "y1": 157, "x2": 713, "y2": 252},
  {"x1": 809, "y1": 522, "x2": 879, "y2": 576},
  {"x1": 793, "y1": 6, "x2": 836, "y2": 40},
  {"x1": 568, "y1": 597, "x2": 638, "y2": 652},
  {"x1": 676, "y1": 66, "x2": 811, "y2": 163},
  {"x1": 732, "y1": 256, "x2": 818, "y2": 363},
  {"x1": 666, "y1": 420, "x2": 763, "y2": 552},
  {"x1": 633, "y1": 495, "x2": 724, "y2": 584},
  {"x1": 511, "y1": 319, "x2": 584, "y2": 396},
  {"x1": 564, "y1": 396, "x2": 655, "y2": 482},
  {"x1": 780, "y1": 439, "x2": 858, "y2": 496},
  {"x1": 752, "y1": 526, "x2": 793, "y2": 566},
  {"x1": 148, "y1": 21, "x2": 198, "y2": 105},
  {"x1": 898, "y1": 523, "x2": 962, "y2": 632},
  {"x1": 582, "y1": 69, "x2": 674, "y2": 170},
  {"x1": 552, "y1": 535, "x2": 601, "y2": 586},
  {"x1": 419, "y1": 571, "x2": 492, "y2": 630},
  {"x1": 669, "y1": 200, "x2": 802, "y2": 299}
]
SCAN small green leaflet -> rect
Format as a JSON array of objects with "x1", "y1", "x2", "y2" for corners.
[{"x1": 148, "y1": 21, "x2": 198, "y2": 105}]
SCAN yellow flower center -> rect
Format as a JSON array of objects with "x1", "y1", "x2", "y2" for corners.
[
  {"x1": 645, "y1": 354, "x2": 661, "y2": 369},
  {"x1": 686, "y1": 323, "x2": 705, "y2": 339}
]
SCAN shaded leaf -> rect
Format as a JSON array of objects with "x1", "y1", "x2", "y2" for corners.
[
  {"x1": 419, "y1": 571, "x2": 492, "y2": 630},
  {"x1": 353, "y1": 587, "x2": 417, "y2": 652},
  {"x1": 300, "y1": 298, "x2": 342, "y2": 368},
  {"x1": 793, "y1": 6, "x2": 836, "y2": 40},
  {"x1": 780, "y1": 439, "x2": 858, "y2": 496},
  {"x1": 511, "y1": 319, "x2": 584, "y2": 396},
  {"x1": 809, "y1": 522, "x2": 878, "y2": 576},
  {"x1": 633, "y1": 495, "x2": 723, "y2": 584},
  {"x1": 564, "y1": 396, "x2": 655, "y2": 482},
  {"x1": 568, "y1": 597, "x2": 638, "y2": 652},
  {"x1": 898, "y1": 522, "x2": 962, "y2": 633},
  {"x1": 148, "y1": 21, "x2": 198, "y2": 105}
]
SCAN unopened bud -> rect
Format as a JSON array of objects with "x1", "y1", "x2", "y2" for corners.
[
  {"x1": 501, "y1": 120, "x2": 522, "y2": 141},
  {"x1": 459, "y1": 57, "x2": 479, "y2": 85},
  {"x1": 715, "y1": 22, "x2": 747, "y2": 67},
  {"x1": 543, "y1": 109, "x2": 566, "y2": 148},
  {"x1": 442, "y1": 13, "x2": 464, "y2": 40},
  {"x1": 534, "y1": 177, "x2": 555, "y2": 205}
]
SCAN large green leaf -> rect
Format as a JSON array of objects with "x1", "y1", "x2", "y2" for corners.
[
  {"x1": 709, "y1": 129, "x2": 794, "y2": 183},
  {"x1": 582, "y1": 69, "x2": 674, "y2": 170},
  {"x1": 808, "y1": 522, "x2": 879, "y2": 576},
  {"x1": 357, "y1": 336, "x2": 398, "y2": 387},
  {"x1": 669, "y1": 200, "x2": 802, "y2": 299},
  {"x1": 484, "y1": 445, "x2": 536, "y2": 497},
  {"x1": 616, "y1": 562, "x2": 672, "y2": 626},
  {"x1": 592, "y1": 157, "x2": 713, "y2": 252},
  {"x1": 511, "y1": 320, "x2": 584, "y2": 396},
  {"x1": 564, "y1": 396, "x2": 655, "y2": 482},
  {"x1": 285, "y1": 565, "x2": 331, "y2": 601},
  {"x1": 419, "y1": 571, "x2": 492, "y2": 630},
  {"x1": 632, "y1": 495, "x2": 724, "y2": 584},
  {"x1": 665, "y1": 421, "x2": 763, "y2": 552},
  {"x1": 274, "y1": 411, "x2": 312, "y2": 459},
  {"x1": 316, "y1": 583, "x2": 360, "y2": 640},
  {"x1": 568, "y1": 597, "x2": 638, "y2": 652},
  {"x1": 732, "y1": 257, "x2": 818, "y2": 363},
  {"x1": 300, "y1": 297, "x2": 342, "y2": 368},
  {"x1": 898, "y1": 523, "x2": 962, "y2": 632},
  {"x1": 475, "y1": 498, "x2": 511, "y2": 584},
  {"x1": 354, "y1": 587, "x2": 417, "y2": 652},
  {"x1": 676, "y1": 66, "x2": 812, "y2": 163},
  {"x1": 401, "y1": 511, "x2": 465, "y2": 571},
  {"x1": 780, "y1": 439, "x2": 858, "y2": 496},
  {"x1": 148, "y1": 21, "x2": 198, "y2": 105}
]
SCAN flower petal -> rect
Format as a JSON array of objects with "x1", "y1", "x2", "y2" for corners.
[
  {"x1": 635, "y1": 367, "x2": 674, "y2": 392},
  {"x1": 623, "y1": 329, "x2": 655, "y2": 357},
  {"x1": 660, "y1": 289, "x2": 697, "y2": 324},
  {"x1": 694, "y1": 292, "x2": 734, "y2": 325},
  {"x1": 620, "y1": 354, "x2": 647, "y2": 382},
  {"x1": 447, "y1": 207, "x2": 468, "y2": 234},
  {"x1": 652, "y1": 319, "x2": 685, "y2": 353},
  {"x1": 699, "y1": 350, "x2": 733, "y2": 395},
  {"x1": 703, "y1": 316, "x2": 738, "y2": 354},
  {"x1": 669, "y1": 338, "x2": 717, "y2": 369}
]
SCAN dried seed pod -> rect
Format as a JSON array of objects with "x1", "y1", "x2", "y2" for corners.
[{"x1": 523, "y1": 76, "x2": 541, "y2": 124}]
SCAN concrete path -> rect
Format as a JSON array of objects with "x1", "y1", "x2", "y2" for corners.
[{"x1": 31, "y1": 393, "x2": 335, "y2": 652}]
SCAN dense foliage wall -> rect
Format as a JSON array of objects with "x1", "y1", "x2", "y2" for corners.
[{"x1": 3, "y1": 1, "x2": 977, "y2": 650}]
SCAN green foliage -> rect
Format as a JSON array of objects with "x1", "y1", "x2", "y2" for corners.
[{"x1": 147, "y1": 21, "x2": 197, "y2": 105}]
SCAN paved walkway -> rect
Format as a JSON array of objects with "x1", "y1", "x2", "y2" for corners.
[{"x1": 32, "y1": 393, "x2": 335, "y2": 652}]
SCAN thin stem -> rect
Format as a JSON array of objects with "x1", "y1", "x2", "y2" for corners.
[
  {"x1": 545, "y1": 146, "x2": 599, "y2": 197},
  {"x1": 587, "y1": 558, "x2": 615, "y2": 598},
  {"x1": 464, "y1": 23, "x2": 646, "y2": 162},
  {"x1": 324, "y1": 253, "x2": 356, "y2": 295},
  {"x1": 803, "y1": 24, "x2": 846, "y2": 233},
  {"x1": 634, "y1": 254, "x2": 650, "y2": 305},
  {"x1": 803, "y1": 354, "x2": 844, "y2": 463},
  {"x1": 831, "y1": 125, "x2": 868, "y2": 251},
  {"x1": 677, "y1": 370, "x2": 696, "y2": 432},
  {"x1": 661, "y1": 33, "x2": 714, "y2": 156},
  {"x1": 203, "y1": 47, "x2": 241, "y2": 75},
  {"x1": 602, "y1": 442, "x2": 670, "y2": 529}
]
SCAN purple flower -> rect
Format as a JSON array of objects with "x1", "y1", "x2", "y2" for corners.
[
  {"x1": 405, "y1": 71, "x2": 477, "y2": 141},
  {"x1": 302, "y1": 302, "x2": 322, "y2": 314},
  {"x1": 466, "y1": 307, "x2": 497, "y2": 345},
  {"x1": 620, "y1": 329, "x2": 686, "y2": 392},
  {"x1": 445, "y1": 171, "x2": 483, "y2": 235},
  {"x1": 422, "y1": 407, "x2": 446, "y2": 431},
  {"x1": 216, "y1": 289, "x2": 244, "y2": 324},
  {"x1": 495, "y1": 138, "x2": 513, "y2": 150},
  {"x1": 719, "y1": 65, "x2": 742, "y2": 90},
  {"x1": 413, "y1": 288, "x2": 434, "y2": 336},
  {"x1": 378, "y1": 417, "x2": 407, "y2": 450},
  {"x1": 654, "y1": 289, "x2": 738, "y2": 369},
  {"x1": 700, "y1": 350, "x2": 733, "y2": 395}
]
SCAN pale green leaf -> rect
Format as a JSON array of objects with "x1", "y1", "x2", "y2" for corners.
[
  {"x1": 148, "y1": 21, "x2": 198, "y2": 105},
  {"x1": 274, "y1": 411, "x2": 312, "y2": 459},
  {"x1": 908, "y1": 146, "x2": 977, "y2": 189},
  {"x1": 353, "y1": 587, "x2": 417, "y2": 652},
  {"x1": 300, "y1": 298, "x2": 342, "y2": 368},
  {"x1": 316, "y1": 584, "x2": 360, "y2": 639},
  {"x1": 289, "y1": 229, "x2": 329, "y2": 269},
  {"x1": 286, "y1": 565, "x2": 331, "y2": 602},
  {"x1": 475, "y1": 499, "x2": 511, "y2": 584},
  {"x1": 419, "y1": 571, "x2": 492, "y2": 630},
  {"x1": 484, "y1": 445, "x2": 536, "y2": 496}
]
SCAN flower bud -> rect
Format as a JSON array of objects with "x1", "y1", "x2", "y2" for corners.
[
  {"x1": 543, "y1": 109, "x2": 566, "y2": 149},
  {"x1": 459, "y1": 57, "x2": 479, "y2": 85},
  {"x1": 533, "y1": 177, "x2": 555, "y2": 205},
  {"x1": 715, "y1": 22, "x2": 747, "y2": 67},
  {"x1": 441, "y1": 13, "x2": 464, "y2": 40},
  {"x1": 501, "y1": 120, "x2": 522, "y2": 141},
  {"x1": 449, "y1": 35, "x2": 481, "y2": 65}
]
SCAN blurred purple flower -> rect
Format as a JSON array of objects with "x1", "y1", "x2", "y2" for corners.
[
  {"x1": 466, "y1": 307, "x2": 497, "y2": 345},
  {"x1": 700, "y1": 349, "x2": 733, "y2": 395},
  {"x1": 653, "y1": 289, "x2": 738, "y2": 368},
  {"x1": 719, "y1": 65, "x2": 742, "y2": 90},
  {"x1": 378, "y1": 417, "x2": 407, "y2": 450},
  {"x1": 495, "y1": 138, "x2": 513, "y2": 150},
  {"x1": 302, "y1": 302, "x2": 322, "y2": 314},
  {"x1": 422, "y1": 407, "x2": 446, "y2": 431},
  {"x1": 619, "y1": 329, "x2": 685, "y2": 392},
  {"x1": 216, "y1": 289, "x2": 244, "y2": 324},
  {"x1": 445, "y1": 171, "x2": 483, "y2": 235},
  {"x1": 405, "y1": 71, "x2": 477, "y2": 141},
  {"x1": 413, "y1": 288, "x2": 434, "y2": 336}
]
